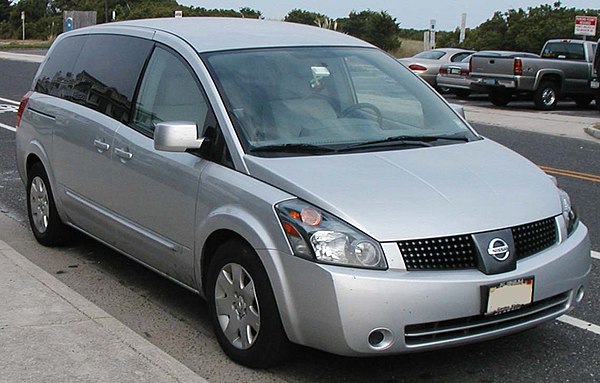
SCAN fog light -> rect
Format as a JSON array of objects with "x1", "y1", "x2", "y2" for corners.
[
  {"x1": 575, "y1": 286, "x2": 585, "y2": 303},
  {"x1": 367, "y1": 328, "x2": 393, "y2": 350}
]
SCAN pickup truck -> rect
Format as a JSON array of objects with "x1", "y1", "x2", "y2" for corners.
[
  {"x1": 470, "y1": 39, "x2": 598, "y2": 110},
  {"x1": 592, "y1": 39, "x2": 600, "y2": 111}
]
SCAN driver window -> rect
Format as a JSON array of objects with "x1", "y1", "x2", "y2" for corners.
[{"x1": 133, "y1": 46, "x2": 208, "y2": 136}]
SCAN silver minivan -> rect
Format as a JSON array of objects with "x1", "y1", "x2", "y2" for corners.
[{"x1": 16, "y1": 18, "x2": 591, "y2": 368}]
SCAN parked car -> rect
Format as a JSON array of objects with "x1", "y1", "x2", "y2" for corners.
[
  {"x1": 470, "y1": 39, "x2": 598, "y2": 110},
  {"x1": 16, "y1": 18, "x2": 590, "y2": 368},
  {"x1": 398, "y1": 48, "x2": 474, "y2": 89},
  {"x1": 438, "y1": 51, "x2": 540, "y2": 99},
  {"x1": 592, "y1": 38, "x2": 600, "y2": 111}
]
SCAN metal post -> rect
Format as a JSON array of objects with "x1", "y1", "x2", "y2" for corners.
[{"x1": 21, "y1": 12, "x2": 25, "y2": 40}]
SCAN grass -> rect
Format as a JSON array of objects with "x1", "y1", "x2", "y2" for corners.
[
  {"x1": 392, "y1": 39, "x2": 423, "y2": 58},
  {"x1": 0, "y1": 40, "x2": 53, "y2": 50}
]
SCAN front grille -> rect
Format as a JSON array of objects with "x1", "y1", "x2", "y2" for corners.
[
  {"x1": 512, "y1": 218, "x2": 557, "y2": 260},
  {"x1": 399, "y1": 217, "x2": 558, "y2": 270},
  {"x1": 404, "y1": 292, "x2": 569, "y2": 347},
  {"x1": 398, "y1": 235, "x2": 477, "y2": 270}
]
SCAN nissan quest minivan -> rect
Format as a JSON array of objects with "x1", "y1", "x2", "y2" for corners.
[{"x1": 16, "y1": 18, "x2": 591, "y2": 368}]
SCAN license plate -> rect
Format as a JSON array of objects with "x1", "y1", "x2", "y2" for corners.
[
  {"x1": 591, "y1": 80, "x2": 599, "y2": 89},
  {"x1": 484, "y1": 277, "x2": 533, "y2": 316},
  {"x1": 449, "y1": 68, "x2": 461, "y2": 75},
  {"x1": 482, "y1": 79, "x2": 496, "y2": 86}
]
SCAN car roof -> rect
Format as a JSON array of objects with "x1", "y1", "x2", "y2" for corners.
[{"x1": 90, "y1": 17, "x2": 374, "y2": 52}]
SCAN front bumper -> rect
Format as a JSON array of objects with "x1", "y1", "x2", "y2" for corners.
[{"x1": 272, "y1": 223, "x2": 590, "y2": 356}]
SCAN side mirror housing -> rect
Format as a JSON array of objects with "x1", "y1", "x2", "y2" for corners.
[
  {"x1": 449, "y1": 103, "x2": 466, "y2": 118},
  {"x1": 154, "y1": 121, "x2": 204, "y2": 152}
]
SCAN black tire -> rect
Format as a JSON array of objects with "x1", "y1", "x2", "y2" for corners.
[
  {"x1": 453, "y1": 89, "x2": 471, "y2": 99},
  {"x1": 489, "y1": 91, "x2": 510, "y2": 107},
  {"x1": 595, "y1": 95, "x2": 600, "y2": 111},
  {"x1": 572, "y1": 95, "x2": 593, "y2": 107},
  {"x1": 26, "y1": 162, "x2": 70, "y2": 246},
  {"x1": 206, "y1": 239, "x2": 291, "y2": 368},
  {"x1": 533, "y1": 81, "x2": 559, "y2": 110}
]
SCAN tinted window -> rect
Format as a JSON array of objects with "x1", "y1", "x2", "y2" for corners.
[
  {"x1": 451, "y1": 52, "x2": 471, "y2": 62},
  {"x1": 34, "y1": 35, "x2": 86, "y2": 98},
  {"x1": 413, "y1": 50, "x2": 446, "y2": 60},
  {"x1": 70, "y1": 35, "x2": 153, "y2": 123},
  {"x1": 542, "y1": 42, "x2": 585, "y2": 60}
]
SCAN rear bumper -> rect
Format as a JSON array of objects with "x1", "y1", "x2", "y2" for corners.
[{"x1": 274, "y1": 223, "x2": 591, "y2": 356}]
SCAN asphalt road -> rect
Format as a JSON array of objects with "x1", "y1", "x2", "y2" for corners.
[{"x1": 1, "y1": 59, "x2": 599, "y2": 383}]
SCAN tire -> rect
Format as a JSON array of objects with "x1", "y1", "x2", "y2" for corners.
[
  {"x1": 453, "y1": 89, "x2": 471, "y2": 99},
  {"x1": 595, "y1": 95, "x2": 600, "y2": 111},
  {"x1": 572, "y1": 95, "x2": 593, "y2": 107},
  {"x1": 206, "y1": 239, "x2": 291, "y2": 368},
  {"x1": 489, "y1": 91, "x2": 510, "y2": 107},
  {"x1": 26, "y1": 162, "x2": 70, "y2": 246},
  {"x1": 533, "y1": 81, "x2": 559, "y2": 110}
]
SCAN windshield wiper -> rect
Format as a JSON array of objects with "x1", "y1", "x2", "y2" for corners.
[
  {"x1": 338, "y1": 134, "x2": 470, "y2": 152},
  {"x1": 249, "y1": 143, "x2": 337, "y2": 154}
]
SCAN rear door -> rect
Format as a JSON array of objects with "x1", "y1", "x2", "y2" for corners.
[{"x1": 51, "y1": 34, "x2": 153, "y2": 242}]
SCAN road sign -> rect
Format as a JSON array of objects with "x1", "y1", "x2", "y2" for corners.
[
  {"x1": 174, "y1": 10, "x2": 183, "y2": 18},
  {"x1": 575, "y1": 16, "x2": 597, "y2": 37},
  {"x1": 65, "y1": 17, "x2": 73, "y2": 32}
]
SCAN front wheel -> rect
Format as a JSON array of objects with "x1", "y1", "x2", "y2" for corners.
[
  {"x1": 206, "y1": 239, "x2": 291, "y2": 368},
  {"x1": 26, "y1": 162, "x2": 70, "y2": 246},
  {"x1": 534, "y1": 81, "x2": 559, "y2": 110}
]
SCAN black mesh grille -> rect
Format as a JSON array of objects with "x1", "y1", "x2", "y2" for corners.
[
  {"x1": 398, "y1": 235, "x2": 477, "y2": 270},
  {"x1": 512, "y1": 217, "x2": 557, "y2": 260},
  {"x1": 399, "y1": 217, "x2": 558, "y2": 270}
]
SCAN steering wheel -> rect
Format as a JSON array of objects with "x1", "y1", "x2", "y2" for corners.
[{"x1": 340, "y1": 103, "x2": 383, "y2": 128}]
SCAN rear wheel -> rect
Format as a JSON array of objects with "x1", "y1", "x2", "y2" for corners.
[
  {"x1": 534, "y1": 81, "x2": 559, "y2": 110},
  {"x1": 489, "y1": 91, "x2": 510, "y2": 107},
  {"x1": 595, "y1": 95, "x2": 600, "y2": 111},
  {"x1": 26, "y1": 162, "x2": 70, "y2": 246},
  {"x1": 206, "y1": 239, "x2": 291, "y2": 368}
]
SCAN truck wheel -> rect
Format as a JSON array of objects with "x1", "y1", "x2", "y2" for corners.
[
  {"x1": 595, "y1": 95, "x2": 600, "y2": 111},
  {"x1": 534, "y1": 81, "x2": 559, "y2": 110},
  {"x1": 489, "y1": 91, "x2": 510, "y2": 107},
  {"x1": 572, "y1": 95, "x2": 593, "y2": 107},
  {"x1": 206, "y1": 238, "x2": 291, "y2": 368},
  {"x1": 26, "y1": 162, "x2": 71, "y2": 246}
]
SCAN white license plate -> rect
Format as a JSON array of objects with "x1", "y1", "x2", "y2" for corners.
[
  {"x1": 484, "y1": 278, "x2": 533, "y2": 315},
  {"x1": 482, "y1": 79, "x2": 496, "y2": 85},
  {"x1": 449, "y1": 68, "x2": 461, "y2": 75},
  {"x1": 591, "y1": 80, "x2": 599, "y2": 89}
]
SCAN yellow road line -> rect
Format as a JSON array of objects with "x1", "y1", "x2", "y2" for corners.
[{"x1": 539, "y1": 166, "x2": 600, "y2": 183}]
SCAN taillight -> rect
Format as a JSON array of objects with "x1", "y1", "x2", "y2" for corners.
[
  {"x1": 16, "y1": 91, "x2": 33, "y2": 129},
  {"x1": 439, "y1": 67, "x2": 448, "y2": 74},
  {"x1": 514, "y1": 58, "x2": 523, "y2": 76},
  {"x1": 460, "y1": 69, "x2": 470, "y2": 76},
  {"x1": 408, "y1": 64, "x2": 427, "y2": 71},
  {"x1": 468, "y1": 58, "x2": 472, "y2": 74}
]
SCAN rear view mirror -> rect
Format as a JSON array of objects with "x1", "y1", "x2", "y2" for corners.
[{"x1": 154, "y1": 121, "x2": 205, "y2": 152}]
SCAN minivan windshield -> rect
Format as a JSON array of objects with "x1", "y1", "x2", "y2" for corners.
[{"x1": 204, "y1": 47, "x2": 478, "y2": 156}]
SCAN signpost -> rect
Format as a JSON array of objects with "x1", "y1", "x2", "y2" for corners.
[
  {"x1": 21, "y1": 11, "x2": 25, "y2": 40},
  {"x1": 574, "y1": 16, "x2": 597, "y2": 40}
]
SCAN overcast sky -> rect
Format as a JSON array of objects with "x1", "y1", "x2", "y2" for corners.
[{"x1": 179, "y1": 0, "x2": 597, "y2": 30}]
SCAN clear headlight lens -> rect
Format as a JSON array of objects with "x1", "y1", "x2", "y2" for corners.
[
  {"x1": 275, "y1": 200, "x2": 387, "y2": 270},
  {"x1": 558, "y1": 188, "x2": 578, "y2": 236}
]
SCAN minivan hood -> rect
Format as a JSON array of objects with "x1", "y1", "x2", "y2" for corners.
[{"x1": 244, "y1": 140, "x2": 561, "y2": 242}]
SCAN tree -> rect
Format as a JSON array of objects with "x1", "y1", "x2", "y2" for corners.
[
  {"x1": 339, "y1": 10, "x2": 401, "y2": 51},
  {"x1": 0, "y1": 0, "x2": 11, "y2": 22},
  {"x1": 284, "y1": 9, "x2": 326, "y2": 26},
  {"x1": 462, "y1": 11, "x2": 507, "y2": 51}
]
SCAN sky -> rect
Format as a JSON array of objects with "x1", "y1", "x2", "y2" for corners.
[{"x1": 178, "y1": 0, "x2": 598, "y2": 31}]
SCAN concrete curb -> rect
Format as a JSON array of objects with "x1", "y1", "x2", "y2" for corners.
[
  {"x1": 0, "y1": 239, "x2": 208, "y2": 383},
  {"x1": 584, "y1": 124, "x2": 600, "y2": 140},
  {"x1": 0, "y1": 51, "x2": 44, "y2": 63}
]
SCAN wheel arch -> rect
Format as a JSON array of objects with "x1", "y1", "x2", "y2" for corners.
[{"x1": 534, "y1": 70, "x2": 564, "y2": 92}]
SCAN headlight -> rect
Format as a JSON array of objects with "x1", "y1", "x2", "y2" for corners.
[
  {"x1": 558, "y1": 188, "x2": 578, "y2": 236},
  {"x1": 275, "y1": 200, "x2": 387, "y2": 270}
]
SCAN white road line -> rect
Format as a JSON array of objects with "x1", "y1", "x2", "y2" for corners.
[
  {"x1": 558, "y1": 315, "x2": 600, "y2": 336},
  {"x1": 0, "y1": 122, "x2": 16, "y2": 132},
  {"x1": 0, "y1": 97, "x2": 19, "y2": 105},
  {"x1": 592, "y1": 251, "x2": 600, "y2": 260}
]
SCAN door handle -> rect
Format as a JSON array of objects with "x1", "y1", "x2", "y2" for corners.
[
  {"x1": 93, "y1": 139, "x2": 110, "y2": 152},
  {"x1": 114, "y1": 147, "x2": 133, "y2": 160}
]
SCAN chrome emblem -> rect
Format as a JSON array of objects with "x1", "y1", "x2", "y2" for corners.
[{"x1": 487, "y1": 238, "x2": 510, "y2": 261}]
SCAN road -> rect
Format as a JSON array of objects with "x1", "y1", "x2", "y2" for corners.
[{"x1": 1, "y1": 59, "x2": 599, "y2": 383}]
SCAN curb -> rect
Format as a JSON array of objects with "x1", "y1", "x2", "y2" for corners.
[{"x1": 584, "y1": 124, "x2": 600, "y2": 140}]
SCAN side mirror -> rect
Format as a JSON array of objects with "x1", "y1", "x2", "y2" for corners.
[
  {"x1": 154, "y1": 121, "x2": 205, "y2": 152},
  {"x1": 449, "y1": 103, "x2": 466, "y2": 118}
]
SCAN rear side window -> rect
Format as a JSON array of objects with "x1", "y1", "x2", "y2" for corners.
[
  {"x1": 70, "y1": 34, "x2": 153, "y2": 123},
  {"x1": 34, "y1": 36, "x2": 86, "y2": 98}
]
